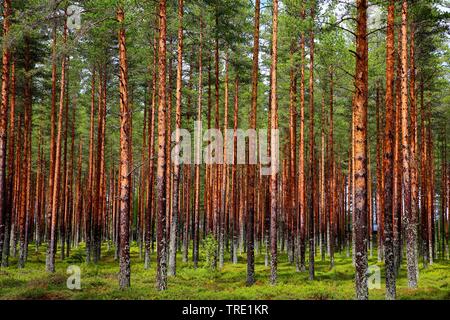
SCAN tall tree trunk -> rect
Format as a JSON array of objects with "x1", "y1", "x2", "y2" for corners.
[
  {"x1": 409, "y1": 20, "x2": 419, "y2": 277},
  {"x1": 19, "y1": 38, "x2": 32, "y2": 268},
  {"x1": 246, "y1": 0, "x2": 260, "y2": 285},
  {"x1": 47, "y1": 16, "x2": 68, "y2": 273},
  {"x1": 383, "y1": 0, "x2": 396, "y2": 300},
  {"x1": 145, "y1": 24, "x2": 157, "y2": 270},
  {"x1": 269, "y1": 0, "x2": 279, "y2": 285},
  {"x1": 168, "y1": 0, "x2": 183, "y2": 276},
  {"x1": 0, "y1": 0, "x2": 11, "y2": 263},
  {"x1": 232, "y1": 75, "x2": 239, "y2": 265},
  {"x1": 297, "y1": 3, "x2": 306, "y2": 272},
  {"x1": 2, "y1": 57, "x2": 15, "y2": 267},
  {"x1": 288, "y1": 43, "x2": 297, "y2": 266},
  {"x1": 46, "y1": 7, "x2": 59, "y2": 253},
  {"x1": 117, "y1": 6, "x2": 131, "y2": 289},
  {"x1": 353, "y1": 0, "x2": 369, "y2": 300},
  {"x1": 155, "y1": 0, "x2": 168, "y2": 291},
  {"x1": 86, "y1": 68, "x2": 96, "y2": 263},
  {"x1": 193, "y1": 17, "x2": 203, "y2": 270},
  {"x1": 219, "y1": 55, "x2": 229, "y2": 270},
  {"x1": 308, "y1": 4, "x2": 315, "y2": 281},
  {"x1": 400, "y1": 0, "x2": 418, "y2": 288},
  {"x1": 393, "y1": 23, "x2": 403, "y2": 272}
]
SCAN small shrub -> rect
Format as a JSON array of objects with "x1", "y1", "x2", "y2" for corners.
[{"x1": 202, "y1": 235, "x2": 218, "y2": 272}]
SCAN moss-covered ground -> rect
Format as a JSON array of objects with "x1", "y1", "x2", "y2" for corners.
[{"x1": 0, "y1": 243, "x2": 449, "y2": 300}]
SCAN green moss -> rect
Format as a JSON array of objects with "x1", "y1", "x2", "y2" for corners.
[{"x1": 0, "y1": 244, "x2": 448, "y2": 300}]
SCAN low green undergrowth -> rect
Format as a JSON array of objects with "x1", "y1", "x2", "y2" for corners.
[{"x1": 0, "y1": 243, "x2": 448, "y2": 300}]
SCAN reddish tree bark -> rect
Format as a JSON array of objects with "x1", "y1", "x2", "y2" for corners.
[
  {"x1": 155, "y1": 0, "x2": 168, "y2": 291},
  {"x1": 168, "y1": 0, "x2": 183, "y2": 276},
  {"x1": 47, "y1": 17, "x2": 68, "y2": 273},
  {"x1": 383, "y1": 0, "x2": 396, "y2": 300},
  {"x1": 246, "y1": 0, "x2": 260, "y2": 285},
  {"x1": 353, "y1": 0, "x2": 369, "y2": 300},
  {"x1": 0, "y1": 0, "x2": 11, "y2": 262},
  {"x1": 269, "y1": 0, "x2": 278, "y2": 285},
  {"x1": 117, "y1": 6, "x2": 131, "y2": 289}
]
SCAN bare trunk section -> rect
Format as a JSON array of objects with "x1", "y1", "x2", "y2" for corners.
[
  {"x1": 297, "y1": 3, "x2": 306, "y2": 272},
  {"x1": 383, "y1": 0, "x2": 396, "y2": 300},
  {"x1": 156, "y1": 0, "x2": 168, "y2": 291},
  {"x1": 193, "y1": 18, "x2": 203, "y2": 270},
  {"x1": 308, "y1": 5, "x2": 315, "y2": 281},
  {"x1": 117, "y1": 6, "x2": 131, "y2": 289},
  {"x1": 400, "y1": 0, "x2": 418, "y2": 288},
  {"x1": 47, "y1": 16, "x2": 68, "y2": 273},
  {"x1": 0, "y1": 0, "x2": 11, "y2": 264},
  {"x1": 353, "y1": 0, "x2": 369, "y2": 300},
  {"x1": 168, "y1": 0, "x2": 183, "y2": 277},
  {"x1": 269, "y1": 0, "x2": 279, "y2": 285},
  {"x1": 246, "y1": 0, "x2": 260, "y2": 285}
]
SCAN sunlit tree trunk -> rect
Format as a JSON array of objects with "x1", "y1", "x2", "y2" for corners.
[
  {"x1": 383, "y1": 0, "x2": 396, "y2": 300},
  {"x1": 353, "y1": 0, "x2": 369, "y2": 300},
  {"x1": 400, "y1": 0, "x2": 418, "y2": 288},
  {"x1": 117, "y1": 6, "x2": 131, "y2": 289},
  {"x1": 47, "y1": 17, "x2": 68, "y2": 273},
  {"x1": 269, "y1": 0, "x2": 279, "y2": 285},
  {"x1": 155, "y1": 0, "x2": 168, "y2": 291},
  {"x1": 169, "y1": 0, "x2": 183, "y2": 276},
  {"x1": 409, "y1": 20, "x2": 419, "y2": 276}
]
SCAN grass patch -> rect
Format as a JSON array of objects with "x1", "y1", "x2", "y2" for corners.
[{"x1": 0, "y1": 243, "x2": 449, "y2": 300}]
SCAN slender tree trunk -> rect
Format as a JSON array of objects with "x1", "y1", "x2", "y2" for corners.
[
  {"x1": 193, "y1": 18, "x2": 203, "y2": 270},
  {"x1": 400, "y1": 0, "x2": 418, "y2": 288},
  {"x1": 393, "y1": 24, "x2": 403, "y2": 272},
  {"x1": 219, "y1": 55, "x2": 229, "y2": 270},
  {"x1": 298, "y1": 3, "x2": 306, "y2": 272},
  {"x1": 308, "y1": 4, "x2": 315, "y2": 281},
  {"x1": 117, "y1": 6, "x2": 131, "y2": 289},
  {"x1": 19, "y1": 39, "x2": 32, "y2": 268},
  {"x1": 329, "y1": 67, "x2": 335, "y2": 267},
  {"x1": 2, "y1": 58, "x2": 15, "y2": 267},
  {"x1": 246, "y1": 0, "x2": 260, "y2": 285},
  {"x1": 155, "y1": 0, "x2": 168, "y2": 291},
  {"x1": 353, "y1": 0, "x2": 369, "y2": 300},
  {"x1": 383, "y1": 0, "x2": 396, "y2": 300},
  {"x1": 0, "y1": 0, "x2": 11, "y2": 263},
  {"x1": 232, "y1": 75, "x2": 239, "y2": 265},
  {"x1": 269, "y1": 0, "x2": 279, "y2": 285},
  {"x1": 168, "y1": 0, "x2": 183, "y2": 276},
  {"x1": 409, "y1": 20, "x2": 419, "y2": 277},
  {"x1": 47, "y1": 17, "x2": 68, "y2": 273},
  {"x1": 145, "y1": 25, "x2": 157, "y2": 270},
  {"x1": 288, "y1": 42, "x2": 297, "y2": 266}
]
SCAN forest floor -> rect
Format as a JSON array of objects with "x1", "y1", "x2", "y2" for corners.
[{"x1": 0, "y1": 244, "x2": 449, "y2": 300}]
